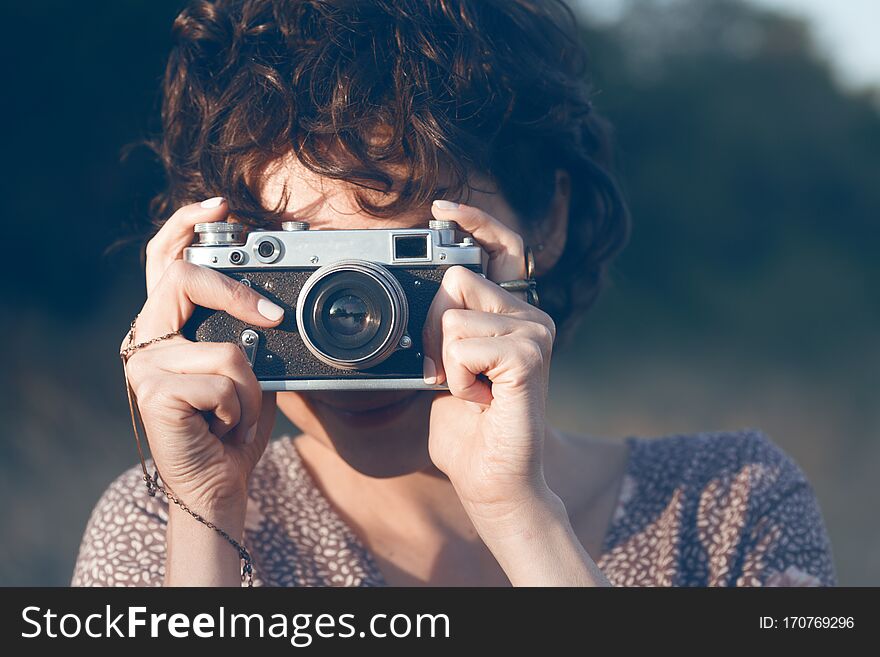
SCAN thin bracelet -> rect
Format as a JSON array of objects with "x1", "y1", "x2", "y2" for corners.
[{"x1": 120, "y1": 312, "x2": 255, "y2": 586}]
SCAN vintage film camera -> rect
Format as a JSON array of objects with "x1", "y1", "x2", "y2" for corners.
[{"x1": 181, "y1": 219, "x2": 488, "y2": 390}]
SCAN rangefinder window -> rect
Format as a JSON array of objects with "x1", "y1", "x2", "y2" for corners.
[{"x1": 393, "y1": 234, "x2": 429, "y2": 260}]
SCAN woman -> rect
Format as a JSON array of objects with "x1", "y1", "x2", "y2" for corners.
[{"x1": 72, "y1": 0, "x2": 836, "y2": 586}]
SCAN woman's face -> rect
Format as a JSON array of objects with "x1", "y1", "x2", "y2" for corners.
[{"x1": 259, "y1": 153, "x2": 532, "y2": 479}]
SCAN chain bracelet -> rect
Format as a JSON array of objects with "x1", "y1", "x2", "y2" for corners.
[{"x1": 120, "y1": 312, "x2": 255, "y2": 586}]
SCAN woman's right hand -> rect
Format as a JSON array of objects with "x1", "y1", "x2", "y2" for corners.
[{"x1": 120, "y1": 197, "x2": 285, "y2": 514}]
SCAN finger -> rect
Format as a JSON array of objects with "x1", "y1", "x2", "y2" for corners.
[
  {"x1": 441, "y1": 335, "x2": 546, "y2": 413},
  {"x1": 134, "y1": 259, "x2": 285, "y2": 346},
  {"x1": 145, "y1": 197, "x2": 229, "y2": 296},
  {"x1": 438, "y1": 308, "x2": 553, "y2": 381},
  {"x1": 422, "y1": 265, "x2": 552, "y2": 385},
  {"x1": 238, "y1": 390, "x2": 277, "y2": 455},
  {"x1": 137, "y1": 372, "x2": 242, "y2": 444},
  {"x1": 430, "y1": 200, "x2": 526, "y2": 285},
  {"x1": 129, "y1": 339, "x2": 262, "y2": 445}
]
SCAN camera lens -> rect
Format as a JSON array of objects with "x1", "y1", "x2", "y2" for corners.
[
  {"x1": 317, "y1": 286, "x2": 381, "y2": 350},
  {"x1": 296, "y1": 260, "x2": 409, "y2": 370},
  {"x1": 327, "y1": 294, "x2": 370, "y2": 337}
]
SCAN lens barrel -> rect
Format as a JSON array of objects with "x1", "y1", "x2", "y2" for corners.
[{"x1": 295, "y1": 260, "x2": 409, "y2": 370}]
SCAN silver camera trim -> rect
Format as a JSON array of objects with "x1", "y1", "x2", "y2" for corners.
[
  {"x1": 261, "y1": 378, "x2": 449, "y2": 391},
  {"x1": 183, "y1": 223, "x2": 488, "y2": 390},
  {"x1": 185, "y1": 225, "x2": 484, "y2": 269}
]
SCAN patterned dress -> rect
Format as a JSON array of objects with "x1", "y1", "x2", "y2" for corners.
[{"x1": 71, "y1": 428, "x2": 837, "y2": 586}]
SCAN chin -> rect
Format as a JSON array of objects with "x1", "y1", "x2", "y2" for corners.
[{"x1": 299, "y1": 388, "x2": 437, "y2": 477}]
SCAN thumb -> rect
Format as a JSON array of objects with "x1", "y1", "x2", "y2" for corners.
[
  {"x1": 240, "y1": 391, "x2": 277, "y2": 452},
  {"x1": 255, "y1": 391, "x2": 277, "y2": 444}
]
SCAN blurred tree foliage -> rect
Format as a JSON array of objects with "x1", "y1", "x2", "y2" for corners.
[
  {"x1": 1, "y1": 0, "x2": 877, "y2": 587},
  {"x1": 4, "y1": 0, "x2": 876, "y2": 372},
  {"x1": 575, "y1": 0, "x2": 879, "y2": 371}
]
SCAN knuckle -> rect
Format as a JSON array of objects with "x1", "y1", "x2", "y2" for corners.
[
  {"x1": 217, "y1": 341, "x2": 245, "y2": 365},
  {"x1": 151, "y1": 384, "x2": 178, "y2": 409},
  {"x1": 134, "y1": 375, "x2": 166, "y2": 411},
  {"x1": 546, "y1": 316, "x2": 557, "y2": 343},
  {"x1": 131, "y1": 374, "x2": 154, "y2": 400},
  {"x1": 214, "y1": 376, "x2": 237, "y2": 401},
  {"x1": 123, "y1": 349, "x2": 152, "y2": 380},
  {"x1": 440, "y1": 308, "x2": 465, "y2": 333},
  {"x1": 536, "y1": 321, "x2": 554, "y2": 350},
  {"x1": 443, "y1": 337, "x2": 464, "y2": 363},
  {"x1": 442, "y1": 265, "x2": 470, "y2": 289},
  {"x1": 162, "y1": 258, "x2": 191, "y2": 287},
  {"x1": 518, "y1": 339, "x2": 545, "y2": 370},
  {"x1": 468, "y1": 206, "x2": 493, "y2": 228},
  {"x1": 530, "y1": 308, "x2": 557, "y2": 343},
  {"x1": 511, "y1": 231, "x2": 525, "y2": 253}
]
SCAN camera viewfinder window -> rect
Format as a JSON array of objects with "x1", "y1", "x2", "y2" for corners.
[{"x1": 394, "y1": 235, "x2": 429, "y2": 260}]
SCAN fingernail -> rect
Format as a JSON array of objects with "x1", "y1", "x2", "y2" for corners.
[
  {"x1": 200, "y1": 196, "x2": 225, "y2": 209},
  {"x1": 245, "y1": 424, "x2": 257, "y2": 445},
  {"x1": 432, "y1": 199, "x2": 459, "y2": 210},
  {"x1": 257, "y1": 298, "x2": 284, "y2": 321},
  {"x1": 423, "y1": 356, "x2": 437, "y2": 384}
]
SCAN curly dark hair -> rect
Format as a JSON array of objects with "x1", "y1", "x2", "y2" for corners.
[{"x1": 144, "y1": 0, "x2": 630, "y2": 343}]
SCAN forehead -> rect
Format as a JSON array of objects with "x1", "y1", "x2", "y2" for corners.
[
  {"x1": 257, "y1": 151, "x2": 522, "y2": 232},
  {"x1": 258, "y1": 152, "x2": 423, "y2": 229}
]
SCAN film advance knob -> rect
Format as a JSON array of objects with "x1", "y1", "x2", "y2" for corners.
[
  {"x1": 428, "y1": 219, "x2": 457, "y2": 230},
  {"x1": 282, "y1": 221, "x2": 310, "y2": 231},
  {"x1": 193, "y1": 221, "x2": 246, "y2": 245}
]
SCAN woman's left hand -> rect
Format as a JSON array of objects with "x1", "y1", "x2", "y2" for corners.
[{"x1": 422, "y1": 200, "x2": 559, "y2": 536}]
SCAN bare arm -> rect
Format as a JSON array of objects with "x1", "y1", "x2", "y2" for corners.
[
  {"x1": 122, "y1": 197, "x2": 282, "y2": 586},
  {"x1": 475, "y1": 489, "x2": 612, "y2": 587},
  {"x1": 165, "y1": 501, "x2": 248, "y2": 587},
  {"x1": 423, "y1": 199, "x2": 611, "y2": 587}
]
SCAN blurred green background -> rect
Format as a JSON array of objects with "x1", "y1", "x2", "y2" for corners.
[{"x1": 1, "y1": 0, "x2": 877, "y2": 585}]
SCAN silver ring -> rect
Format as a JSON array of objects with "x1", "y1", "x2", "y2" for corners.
[{"x1": 497, "y1": 246, "x2": 539, "y2": 306}]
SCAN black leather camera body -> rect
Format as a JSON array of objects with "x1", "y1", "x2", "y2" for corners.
[{"x1": 181, "y1": 219, "x2": 487, "y2": 391}]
